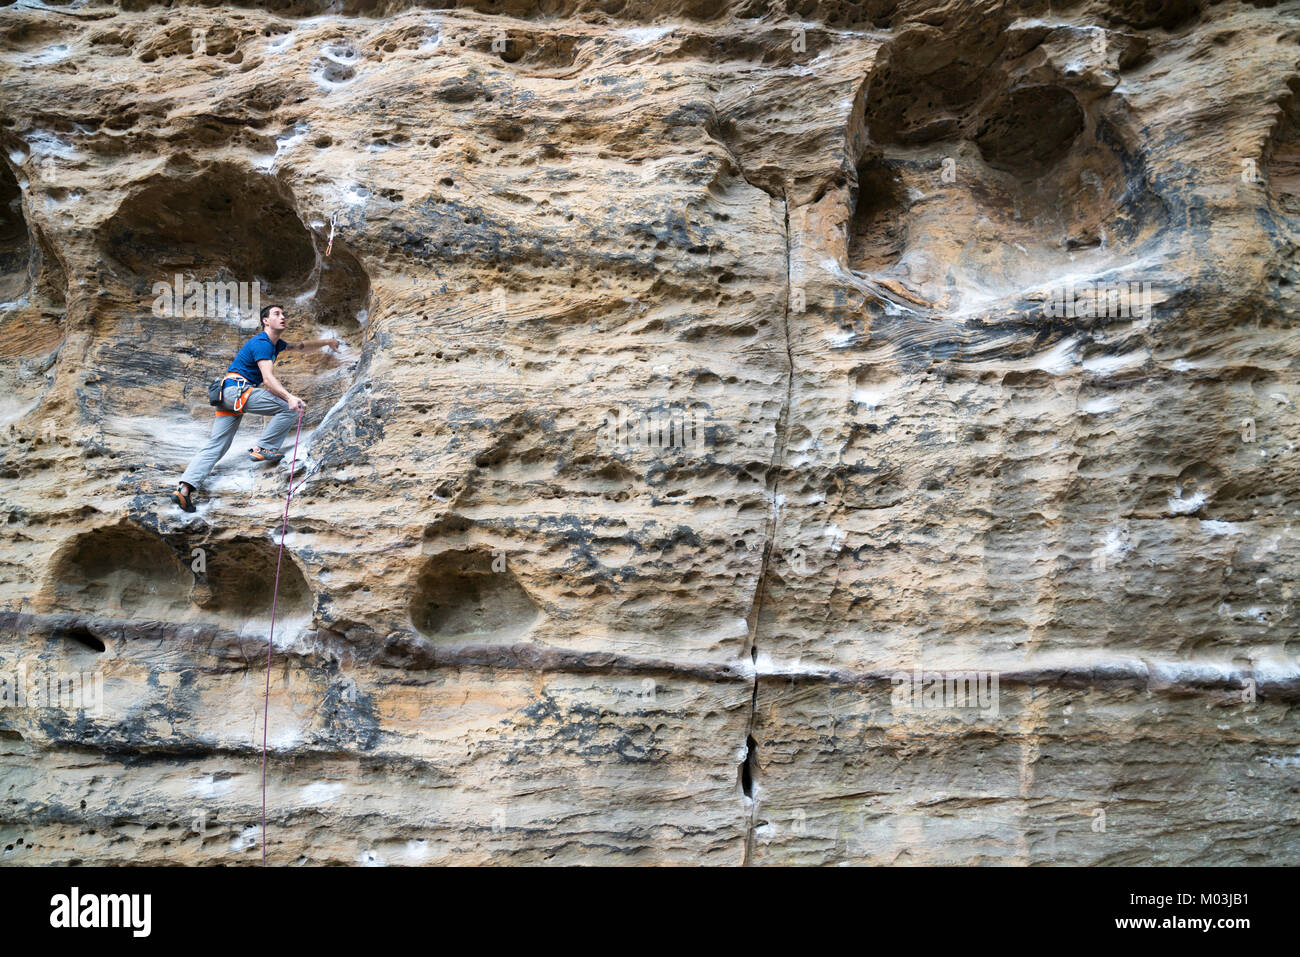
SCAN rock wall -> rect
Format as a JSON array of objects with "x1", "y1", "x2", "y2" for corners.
[{"x1": 0, "y1": 0, "x2": 1297, "y2": 865}]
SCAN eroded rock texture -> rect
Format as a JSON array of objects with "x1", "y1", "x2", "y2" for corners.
[{"x1": 0, "y1": 0, "x2": 1298, "y2": 865}]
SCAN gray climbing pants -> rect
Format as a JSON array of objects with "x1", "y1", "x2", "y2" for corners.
[{"x1": 179, "y1": 383, "x2": 299, "y2": 490}]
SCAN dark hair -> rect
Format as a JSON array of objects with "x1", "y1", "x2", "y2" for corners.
[{"x1": 259, "y1": 304, "x2": 284, "y2": 327}]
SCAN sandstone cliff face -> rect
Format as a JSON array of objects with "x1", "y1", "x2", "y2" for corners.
[{"x1": 0, "y1": 0, "x2": 1297, "y2": 865}]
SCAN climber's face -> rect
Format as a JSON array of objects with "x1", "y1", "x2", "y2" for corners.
[{"x1": 263, "y1": 307, "x2": 287, "y2": 332}]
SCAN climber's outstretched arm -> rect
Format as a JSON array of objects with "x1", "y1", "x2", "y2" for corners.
[{"x1": 285, "y1": 337, "x2": 341, "y2": 351}]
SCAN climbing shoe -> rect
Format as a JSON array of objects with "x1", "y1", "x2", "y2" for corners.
[
  {"x1": 249, "y1": 446, "x2": 284, "y2": 464},
  {"x1": 170, "y1": 486, "x2": 196, "y2": 513}
]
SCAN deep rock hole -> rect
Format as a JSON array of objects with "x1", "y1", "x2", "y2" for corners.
[
  {"x1": 848, "y1": 158, "x2": 908, "y2": 273},
  {"x1": 46, "y1": 522, "x2": 314, "y2": 623},
  {"x1": 48, "y1": 522, "x2": 192, "y2": 618},
  {"x1": 740, "y1": 734, "x2": 757, "y2": 798},
  {"x1": 409, "y1": 549, "x2": 540, "y2": 644},
  {"x1": 61, "y1": 625, "x2": 106, "y2": 653},
  {"x1": 0, "y1": 162, "x2": 30, "y2": 303},
  {"x1": 94, "y1": 162, "x2": 372, "y2": 452},
  {"x1": 1267, "y1": 76, "x2": 1300, "y2": 218},
  {"x1": 103, "y1": 163, "x2": 316, "y2": 288},
  {"x1": 100, "y1": 163, "x2": 371, "y2": 334},
  {"x1": 971, "y1": 85, "x2": 1084, "y2": 179},
  {"x1": 191, "y1": 538, "x2": 312, "y2": 619}
]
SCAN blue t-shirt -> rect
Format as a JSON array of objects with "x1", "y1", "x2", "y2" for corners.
[{"x1": 227, "y1": 332, "x2": 288, "y2": 386}]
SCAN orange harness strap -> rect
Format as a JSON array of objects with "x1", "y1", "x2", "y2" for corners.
[{"x1": 215, "y1": 385, "x2": 254, "y2": 418}]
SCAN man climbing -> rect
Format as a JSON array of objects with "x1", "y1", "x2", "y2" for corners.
[{"x1": 170, "y1": 304, "x2": 340, "y2": 512}]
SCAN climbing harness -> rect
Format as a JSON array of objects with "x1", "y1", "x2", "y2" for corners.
[
  {"x1": 214, "y1": 375, "x2": 254, "y2": 417},
  {"x1": 208, "y1": 372, "x2": 251, "y2": 410},
  {"x1": 261, "y1": 406, "x2": 304, "y2": 865}
]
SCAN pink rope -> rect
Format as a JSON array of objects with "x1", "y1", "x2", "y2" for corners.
[{"x1": 261, "y1": 407, "x2": 304, "y2": 866}]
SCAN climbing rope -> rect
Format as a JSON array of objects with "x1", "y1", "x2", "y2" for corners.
[{"x1": 261, "y1": 406, "x2": 305, "y2": 866}]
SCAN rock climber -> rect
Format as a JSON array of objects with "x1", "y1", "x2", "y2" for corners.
[{"x1": 169, "y1": 304, "x2": 339, "y2": 512}]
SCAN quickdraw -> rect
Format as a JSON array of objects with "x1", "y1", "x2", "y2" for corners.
[{"x1": 325, "y1": 212, "x2": 338, "y2": 258}]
